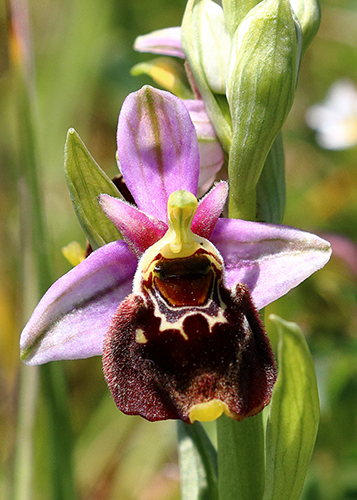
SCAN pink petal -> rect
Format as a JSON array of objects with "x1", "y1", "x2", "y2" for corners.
[
  {"x1": 117, "y1": 86, "x2": 200, "y2": 221},
  {"x1": 211, "y1": 218, "x2": 332, "y2": 310},
  {"x1": 192, "y1": 181, "x2": 228, "y2": 239},
  {"x1": 134, "y1": 27, "x2": 185, "y2": 59},
  {"x1": 20, "y1": 241, "x2": 137, "y2": 365},
  {"x1": 99, "y1": 194, "x2": 168, "y2": 256}
]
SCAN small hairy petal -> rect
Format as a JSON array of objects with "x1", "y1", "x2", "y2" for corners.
[
  {"x1": 99, "y1": 194, "x2": 168, "y2": 256},
  {"x1": 211, "y1": 218, "x2": 332, "y2": 310},
  {"x1": 20, "y1": 241, "x2": 137, "y2": 365},
  {"x1": 134, "y1": 27, "x2": 185, "y2": 59},
  {"x1": 192, "y1": 181, "x2": 228, "y2": 239},
  {"x1": 117, "y1": 86, "x2": 200, "y2": 221}
]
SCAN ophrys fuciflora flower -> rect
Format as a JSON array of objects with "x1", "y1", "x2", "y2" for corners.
[{"x1": 20, "y1": 86, "x2": 331, "y2": 423}]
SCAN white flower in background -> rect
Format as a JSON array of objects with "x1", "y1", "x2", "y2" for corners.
[{"x1": 306, "y1": 80, "x2": 357, "y2": 150}]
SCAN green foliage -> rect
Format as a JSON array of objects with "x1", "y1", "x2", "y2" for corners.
[
  {"x1": 227, "y1": 0, "x2": 301, "y2": 220},
  {"x1": 177, "y1": 421, "x2": 218, "y2": 500},
  {"x1": 64, "y1": 128, "x2": 122, "y2": 250},
  {"x1": 256, "y1": 132, "x2": 286, "y2": 224},
  {"x1": 264, "y1": 315, "x2": 320, "y2": 500}
]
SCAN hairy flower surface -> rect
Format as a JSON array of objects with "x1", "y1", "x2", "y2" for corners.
[{"x1": 20, "y1": 86, "x2": 331, "y2": 423}]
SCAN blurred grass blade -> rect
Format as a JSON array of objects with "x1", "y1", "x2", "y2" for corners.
[
  {"x1": 264, "y1": 315, "x2": 320, "y2": 500},
  {"x1": 64, "y1": 128, "x2": 123, "y2": 250},
  {"x1": 13, "y1": 365, "x2": 38, "y2": 500},
  {"x1": 177, "y1": 421, "x2": 218, "y2": 500},
  {"x1": 40, "y1": 363, "x2": 76, "y2": 500},
  {"x1": 10, "y1": 0, "x2": 77, "y2": 498},
  {"x1": 217, "y1": 413, "x2": 265, "y2": 500}
]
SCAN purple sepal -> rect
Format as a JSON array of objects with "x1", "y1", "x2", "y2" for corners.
[
  {"x1": 20, "y1": 241, "x2": 137, "y2": 365},
  {"x1": 212, "y1": 218, "x2": 332, "y2": 310},
  {"x1": 117, "y1": 86, "x2": 200, "y2": 221},
  {"x1": 184, "y1": 100, "x2": 224, "y2": 193}
]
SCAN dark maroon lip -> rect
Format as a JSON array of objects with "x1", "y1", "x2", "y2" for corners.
[{"x1": 102, "y1": 247, "x2": 276, "y2": 423}]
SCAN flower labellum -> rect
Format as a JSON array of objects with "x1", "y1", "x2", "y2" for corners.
[{"x1": 103, "y1": 190, "x2": 276, "y2": 423}]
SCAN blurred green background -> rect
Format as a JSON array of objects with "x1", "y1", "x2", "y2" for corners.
[{"x1": 1, "y1": 0, "x2": 357, "y2": 498}]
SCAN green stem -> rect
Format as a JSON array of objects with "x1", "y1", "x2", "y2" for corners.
[{"x1": 217, "y1": 413, "x2": 265, "y2": 500}]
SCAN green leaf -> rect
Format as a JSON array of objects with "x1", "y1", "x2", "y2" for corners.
[
  {"x1": 264, "y1": 315, "x2": 320, "y2": 500},
  {"x1": 256, "y1": 132, "x2": 286, "y2": 224},
  {"x1": 217, "y1": 413, "x2": 265, "y2": 500},
  {"x1": 227, "y1": 0, "x2": 301, "y2": 219},
  {"x1": 177, "y1": 421, "x2": 218, "y2": 500},
  {"x1": 64, "y1": 128, "x2": 122, "y2": 250}
]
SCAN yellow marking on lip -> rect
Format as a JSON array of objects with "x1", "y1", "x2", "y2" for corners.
[
  {"x1": 135, "y1": 329, "x2": 148, "y2": 344},
  {"x1": 189, "y1": 399, "x2": 237, "y2": 423}
]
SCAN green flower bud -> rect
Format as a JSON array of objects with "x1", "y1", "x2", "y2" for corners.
[
  {"x1": 64, "y1": 129, "x2": 122, "y2": 250},
  {"x1": 222, "y1": 0, "x2": 261, "y2": 36},
  {"x1": 226, "y1": 0, "x2": 302, "y2": 220},
  {"x1": 181, "y1": 0, "x2": 232, "y2": 151},
  {"x1": 290, "y1": 0, "x2": 321, "y2": 54},
  {"x1": 185, "y1": 0, "x2": 231, "y2": 95}
]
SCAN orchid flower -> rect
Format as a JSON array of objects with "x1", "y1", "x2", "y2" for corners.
[
  {"x1": 306, "y1": 79, "x2": 357, "y2": 150},
  {"x1": 20, "y1": 86, "x2": 331, "y2": 424}
]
